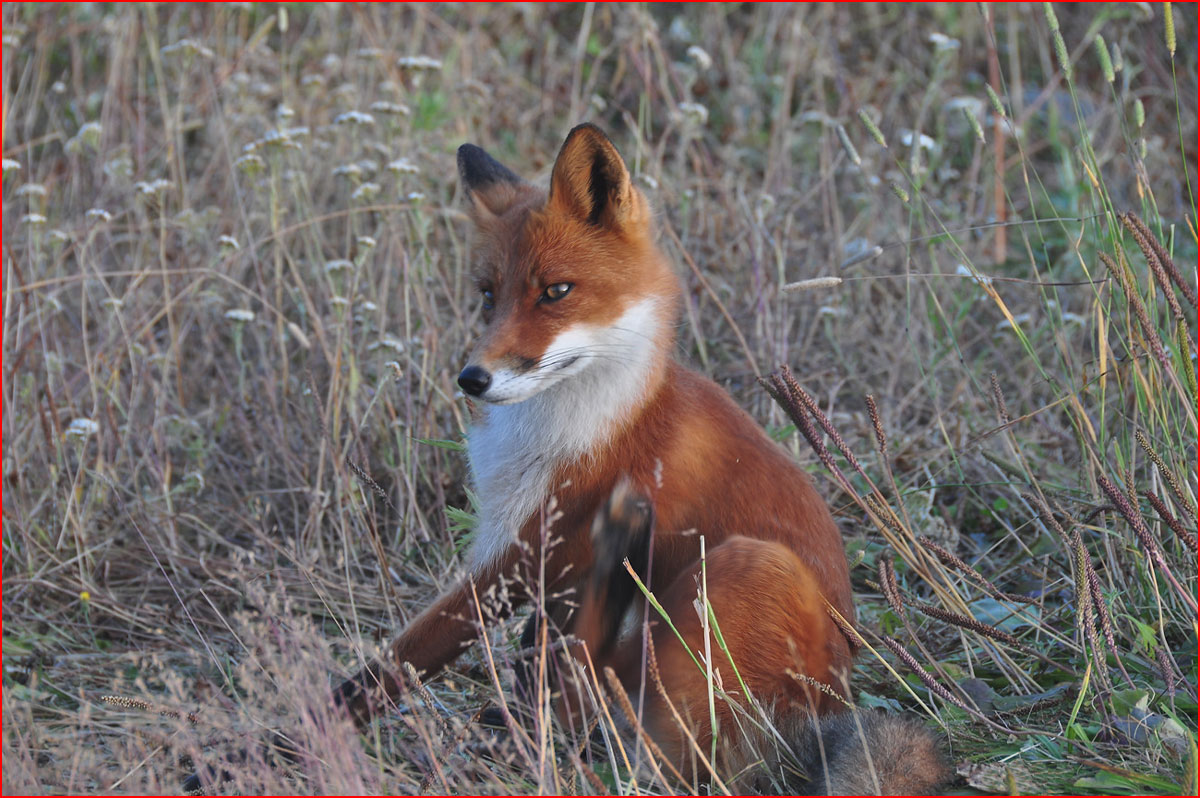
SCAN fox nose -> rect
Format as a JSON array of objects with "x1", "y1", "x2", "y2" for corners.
[{"x1": 457, "y1": 365, "x2": 492, "y2": 397}]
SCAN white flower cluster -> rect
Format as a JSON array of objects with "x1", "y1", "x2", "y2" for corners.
[{"x1": 397, "y1": 55, "x2": 442, "y2": 71}]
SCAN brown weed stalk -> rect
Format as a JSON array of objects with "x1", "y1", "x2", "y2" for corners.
[
  {"x1": 911, "y1": 602, "x2": 1025, "y2": 648},
  {"x1": 879, "y1": 636, "x2": 969, "y2": 712},
  {"x1": 1098, "y1": 474, "x2": 1197, "y2": 614},
  {"x1": 1135, "y1": 428, "x2": 1197, "y2": 519},
  {"x1": 878, "y1": 559, "x2": 905, "y2": 614},
  {"x1": 1120, "y1": 212, "x2": 1186, "y2": 321},
  {"x1": 824, "y1": 600, "x2": 868, "y2": 650},
  {"x1": 864, "y1": 394, "x2": 887, "y2": 456},
  {"x1": 1071, "y1": 532, "x2": 1113, "y2": 693},
  {"x1": 101, "y1": 694, "x2": 200, "y2": 725},
  {"x1": 1119, "y1": 210, "x2": 1197, "y2": 306},
  {"x1": 1082, "y1": 549, "x2": 1135, "y2": 688},
  {"x1": 761, "y1": 370, "x2": 841, "y2": 483},
  {"x1": 1156, "y1": 647, "x2": 1177, "y2": 701},
  {"x1": 989, "y1": 372, "x2": 1011, "y2": 424},
  {"x1": 1025, "y1": 493, "x2": 1124, "y2": 686},
  {"x1": 604, "y1": 666, "x2": 683, "y2": 786},
  {"x1": 1099, "y1": 251, "x2": 1173, "y2": 373},
  {"x1": 1143, "y1": 491, "x2": 1199, "y2": 555},
  {"x1": 778, "y1": 367, "x2": 864, "y2": 477},
  {"x1": 917, "y1": 535, "x2": 1035, "y2": 604}
]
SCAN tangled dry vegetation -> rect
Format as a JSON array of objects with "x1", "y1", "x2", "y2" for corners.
[{"x1": 3, "y1": 3, "x2": 1196, "y2": 795}]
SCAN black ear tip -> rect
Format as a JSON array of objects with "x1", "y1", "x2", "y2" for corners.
[
  {"x1": 457, "y1": 143, "x2": 483, "y2": 166},
  {"x1": 565, "y1": 122, "x2": 612, "y2": 147},
  {"x1": 456, "y1": 143, "x2": 488, "y2": 177},
  {"x1": 458, "y1": 143, "x2": 521, "y2": 188}
]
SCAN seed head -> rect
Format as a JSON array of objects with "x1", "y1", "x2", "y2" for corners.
[
  {"x1": 985, "y1": 84, "x2": 1006, "y2": 118},
  {"x1": 1165, "y1": 3, "x2": 1176, "y2": 57},
  {"x1": 1052, "y1": 30, "x2": 1072, "y2": 80},
  {"x1": 1043, "y1": 3, "x2": 1060, "y2": 32},
  {"x1": 1095, "y1": 35, "x2": 1115, "y2": 83},
  {"x1": 857, "y1": 109, "x2": 887, "y2": 148}
]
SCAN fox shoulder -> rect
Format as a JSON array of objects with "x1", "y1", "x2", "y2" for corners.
[{"x1": 793, "y1": 711, "x2": 952, "y2": 796}]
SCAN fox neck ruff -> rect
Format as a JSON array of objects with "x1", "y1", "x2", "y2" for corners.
[{"x1": 465, "y1": 295, "x2": 670, "y2": 571}]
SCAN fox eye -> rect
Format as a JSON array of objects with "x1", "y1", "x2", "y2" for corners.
[
  {"x1": 542, "y1": 282, "x2": 573, "y2": 302},
  {"x1": 481, "y1": 288, "x2": 495, "y2": 310}
]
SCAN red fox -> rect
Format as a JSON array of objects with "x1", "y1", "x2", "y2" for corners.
[{"x1": 329, "y1": 124, "x2": 950, "y2": 793}]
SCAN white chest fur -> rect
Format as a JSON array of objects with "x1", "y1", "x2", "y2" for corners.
[{"x1": 465, "y1": 297, "x2": 662, "y2": 571}]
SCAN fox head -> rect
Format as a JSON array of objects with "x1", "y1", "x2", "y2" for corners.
[{"x1": 455, "y1": 124, "x2": 681, "y2": 406}]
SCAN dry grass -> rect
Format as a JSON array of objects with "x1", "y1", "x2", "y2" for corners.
[{"x1": 3, "y1": 3, "x2": 1196, "y2": 794}]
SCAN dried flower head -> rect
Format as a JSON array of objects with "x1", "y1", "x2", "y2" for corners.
[
  {"x1": 370, "y1": 101, "x2": 411, "y2": 116},
  {"x1": 686, "y1": 45, "x2": 713, "y2": 70},
  {"x1": 928, "y1": 32, "x2": 961, "y2": 52},
  {"x1": 397, "y1": 55, "x2": 443, "y2": 71},
  {"x1": 160, "y1": 38, "x2": 214, "y2": 59},
  {"x1": 351, "y1": 182, "x2": 381, "y2": 201},
  {"x1": 66, "y1": 418, "x2": 99, "y2": 440},
  {"x1": 334, "y1": 110, "x2": 376, "y2": 127},
  {"x1": 677, "y1": 101, "x2": 709, "y2": 126},
  {"x1": 387, "y1": 157, "x2": 420, "y2": 175},
  {"x1": 333, "y1": 163, "x2": 366, "y2": 180},
  {"x1": 235, "y1": 153, "x2": 266, "y2": 175},
  {"x1": 135, "y1": 178, "x2": 172, "y2": 195}
]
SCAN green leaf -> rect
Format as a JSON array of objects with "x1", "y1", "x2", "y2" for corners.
[
  {"x1": 1109, "y1": 688, "x2": 1150, "y2": 716},
  {"x1": 767, "y1": 423, "x2": 796, "y2": 442},
  {"x1": 969, "y1": 597, "x2": 1040, "y2": 630},
  {"x1": 444, "y1": 504, "x2": 477, "y2": 532},
  {"x1": 1129, "y1": 619, "x2": 1158, "y2": 652},
  {"x1": 415, "y1": 436, "x2": 465, "y2": 452},
  {"x1": 1074, "y1": 767, "x2": 1182, "y2": 793},
  {"x1": 1066, "y1": 722, "x2": 1091, "y2": 742},
  {"x1": 856, "y1": 691, "x2": 903, "y2": 712},
  {"x1": 1073, "y1": 773, "x2": 1141, "y2": 793}
]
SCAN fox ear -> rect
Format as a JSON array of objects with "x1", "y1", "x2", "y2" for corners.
[
  {"x1": 458, "y1": 143, "x2": 524, "y2": 217},
  {"x1": 548, "y1": 124, "x2": 646, "y2": 232}
]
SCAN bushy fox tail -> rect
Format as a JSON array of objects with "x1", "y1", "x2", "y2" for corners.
[{"x1": 792, "y1": 710, "x2": 951, "y2": 795}]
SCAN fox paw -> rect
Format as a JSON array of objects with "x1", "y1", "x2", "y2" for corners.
[{"x1": 590, "y1": 476, "x2": 654, "y2": 587}]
